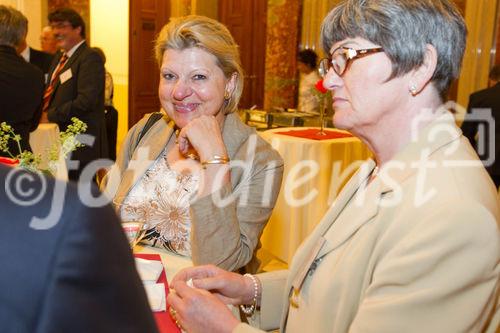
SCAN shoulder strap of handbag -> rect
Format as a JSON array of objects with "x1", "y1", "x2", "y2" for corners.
[{"x1": 136, "y1": 112, "x2": 164, "y2": 146}]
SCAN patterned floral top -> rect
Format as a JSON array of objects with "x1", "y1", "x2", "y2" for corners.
[{"x1": 118, "y1": 148, "x2": 199, "y2": 256}]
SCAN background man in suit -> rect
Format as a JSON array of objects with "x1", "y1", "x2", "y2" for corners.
[
  {"x1": 462, "y1": 65, "x2": 500, "y2": 187},
  {"x1": 42, "y1": 7, "x2": 108, "y2": 181},
  {"x1": 17, "y1": 32, "x2": 54, "y2": 75},
  {"x1": 0, "y1": 5, "x2": 44, "y2": 156},
  {"x1": 40, "y1": 25, "x2": 58, "y2": 54},
  {"x1": 0, "y1": 164, "x2": 158, "y2": 332}
]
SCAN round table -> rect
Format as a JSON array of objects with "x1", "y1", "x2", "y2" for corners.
[{"x1": 259, "y1": 127, "x2": 372, "y2": 263}]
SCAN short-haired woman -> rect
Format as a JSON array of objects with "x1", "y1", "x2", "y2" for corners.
[{"x1": 167, "y1": 1, "x2": 500, "y2": 332}]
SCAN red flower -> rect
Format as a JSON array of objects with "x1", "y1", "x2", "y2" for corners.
[
  {"x1": 314, "y1": 79, "x2": 328, "y2": 94},
  {"x1": 0, "y1": 157, "x2": 19, "y2": 167}
]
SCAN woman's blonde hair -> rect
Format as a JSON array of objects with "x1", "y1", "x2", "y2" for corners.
[{"x1": 155, "y1": 15, "x2": 243, "y2": 114}]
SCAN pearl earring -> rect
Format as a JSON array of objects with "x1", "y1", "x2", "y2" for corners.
[{"x1": 409, "y1": 85, "x2": 418, "y2": 96}]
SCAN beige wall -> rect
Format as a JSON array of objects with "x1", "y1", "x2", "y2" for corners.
[
  {"x1": 0, "y1": 0, "x2": 45, "y2": 49},
  {"x1": 90, "y1": 0, "x2": 129, "y2": 151}
]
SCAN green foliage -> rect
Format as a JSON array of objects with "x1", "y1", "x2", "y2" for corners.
[{"x1": 0, "y1": 117, "x2": 87, "y2": 174}]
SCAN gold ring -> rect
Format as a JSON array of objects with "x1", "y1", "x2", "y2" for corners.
[
  {"x1": 174, "y1": 319, "x2": 181, "y2": 328},
  {"x1": 169, "y1": 307, "x2": 177, "y2": 318},
  {"x1": 186, "y1": 152, "x2": 199, "y2": 161}
]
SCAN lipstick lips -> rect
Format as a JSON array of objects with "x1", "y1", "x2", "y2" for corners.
[{"x1": 173, "y1": 103, "x2": 199, "y2": 114}]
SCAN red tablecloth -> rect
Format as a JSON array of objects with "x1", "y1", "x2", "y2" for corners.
[
  {"x1": 275, "y1": 128, "x2": 353, "y2": 140},
  {"x1": 135, "y1": 253, "x2": 180, "y2": 333}
]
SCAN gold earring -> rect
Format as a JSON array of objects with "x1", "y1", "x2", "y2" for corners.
[
  {"x1": 409, "y1": 85, "x2": 418, "y2": 96},
  {"x1": 224, "y1": 91, "x2": 230, "y2": 100}
]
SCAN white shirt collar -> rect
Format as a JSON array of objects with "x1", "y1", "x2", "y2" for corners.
[
  {"x1": 66, "y1": 40, "x2": 85, "y2": 58},
  {"x1": 20, "y1": 46, "x2": 30, "y2": 62}
]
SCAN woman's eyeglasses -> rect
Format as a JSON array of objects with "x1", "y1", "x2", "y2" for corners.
[{"x1": 318, "y1": 47, "x2": 384, "y2": 77}]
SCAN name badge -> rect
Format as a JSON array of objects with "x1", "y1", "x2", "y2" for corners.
[
  {"x1": 290, "y1": 236, "x2": 326, "y2": 308},
  {"x1": 59, "y1": 68, "x2": 72, "y2": 84}
]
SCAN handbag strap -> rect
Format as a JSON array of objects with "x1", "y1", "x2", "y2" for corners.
[{"x1": 136, "y1": 112, "x2": 164, "y2": 145}]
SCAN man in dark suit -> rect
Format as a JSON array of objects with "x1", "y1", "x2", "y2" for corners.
[
  {"x1": 17, "y1": 37, "x2": 54, "y2": 76},
  {"x1": 462, "y1": 65, "x2": 500, "y2": 187},
  {"x1": 28, "y1": 47, "x2": 53, "y2": 75},
  {"x1": 42, "y1": 7, "x2": 108, "y2": 181},
  {"x1": 0, "y1": 5, "x2": 44, "y2": 156},
  {"x1": 0, "y1": 164, "x2": 158, "y2": 332}
]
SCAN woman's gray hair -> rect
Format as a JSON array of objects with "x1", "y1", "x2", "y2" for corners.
[
  {"x1": 0, "y1": 5, "x2": 27, "y2": 48},
  {"x1": 155, "y1": 15, "x2": 244, "y2": 114},
  {"x1": 321, "y1": 0, "x2": 466, "y2": 100}
]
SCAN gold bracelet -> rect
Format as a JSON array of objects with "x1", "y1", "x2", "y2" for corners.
[{"x1": 201, "y1": 155, "x2": 230, "y2": 169}]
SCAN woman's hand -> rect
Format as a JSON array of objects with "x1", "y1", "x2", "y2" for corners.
[
  {"x1": 171, "y1": 265, "x2": 256, "y2": 305},
  {"x1": 176, "y1": 115, "x2": 227, "y2": 162},
  {"x1": 168, "y1": 265, "x2": 249, "y2": 333}
]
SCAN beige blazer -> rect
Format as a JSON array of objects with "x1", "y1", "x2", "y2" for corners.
[
  {"x1": 236, "y1": 112, "x2": 500, "y2": 332},
  {"x1": 104, "y1": 112, "x2": 283, "y2": 272}
]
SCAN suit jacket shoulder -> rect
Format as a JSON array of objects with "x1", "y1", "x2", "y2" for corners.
[
  {"x1": 0, "y1": 165, "x2": 158, "y2": 332},
  {"x1": 0, "y1": 45, "x2": 44, "y2": 152},
  {"x1": 29, "y1": 47, "x2": 54, "y2": 74}
]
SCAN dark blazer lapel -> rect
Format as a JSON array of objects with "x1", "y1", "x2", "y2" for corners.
[
  {"x1": 63, "y1": 41, "x2": 87, "y2": 69},
  {"x1": 52, "y1": 42, "x2": 87, "y2": 91}
]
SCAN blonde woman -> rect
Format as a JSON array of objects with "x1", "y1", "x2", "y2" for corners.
[{"x1": 106, "y1": 16, "x2": 283, "y2": 272}]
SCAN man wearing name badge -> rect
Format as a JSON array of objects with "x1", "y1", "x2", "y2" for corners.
[{"x1": 41, "y1": 7, "x2": 108, "y2": 182}]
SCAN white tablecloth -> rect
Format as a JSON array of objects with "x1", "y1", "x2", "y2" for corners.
[
  {"x1": 259, "y1": 127, "x2": 372, "y2": 263},
  {"x1": 30, "y1": 123, "x2": 68, "y2": 180}
]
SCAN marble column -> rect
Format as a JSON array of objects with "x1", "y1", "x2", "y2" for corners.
[{"x1": 263, "y1": 0, "x2": 301, "y2": 110}]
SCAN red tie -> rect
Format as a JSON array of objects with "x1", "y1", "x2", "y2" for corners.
[{"x1": 42, "y1": 53, "x2": 69, "y2": 113}]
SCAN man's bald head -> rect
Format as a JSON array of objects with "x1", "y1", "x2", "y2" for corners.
[{"x1": 40, "y1": 25, "x2": 57, "y2": 54}]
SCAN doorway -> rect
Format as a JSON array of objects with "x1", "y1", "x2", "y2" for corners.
[
  {"x1": 128, "y1": 0, "x2": 170, "y2": 127},
  {"x1": 219, "y1": 0, "x2": 267, "y2": 109}
]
